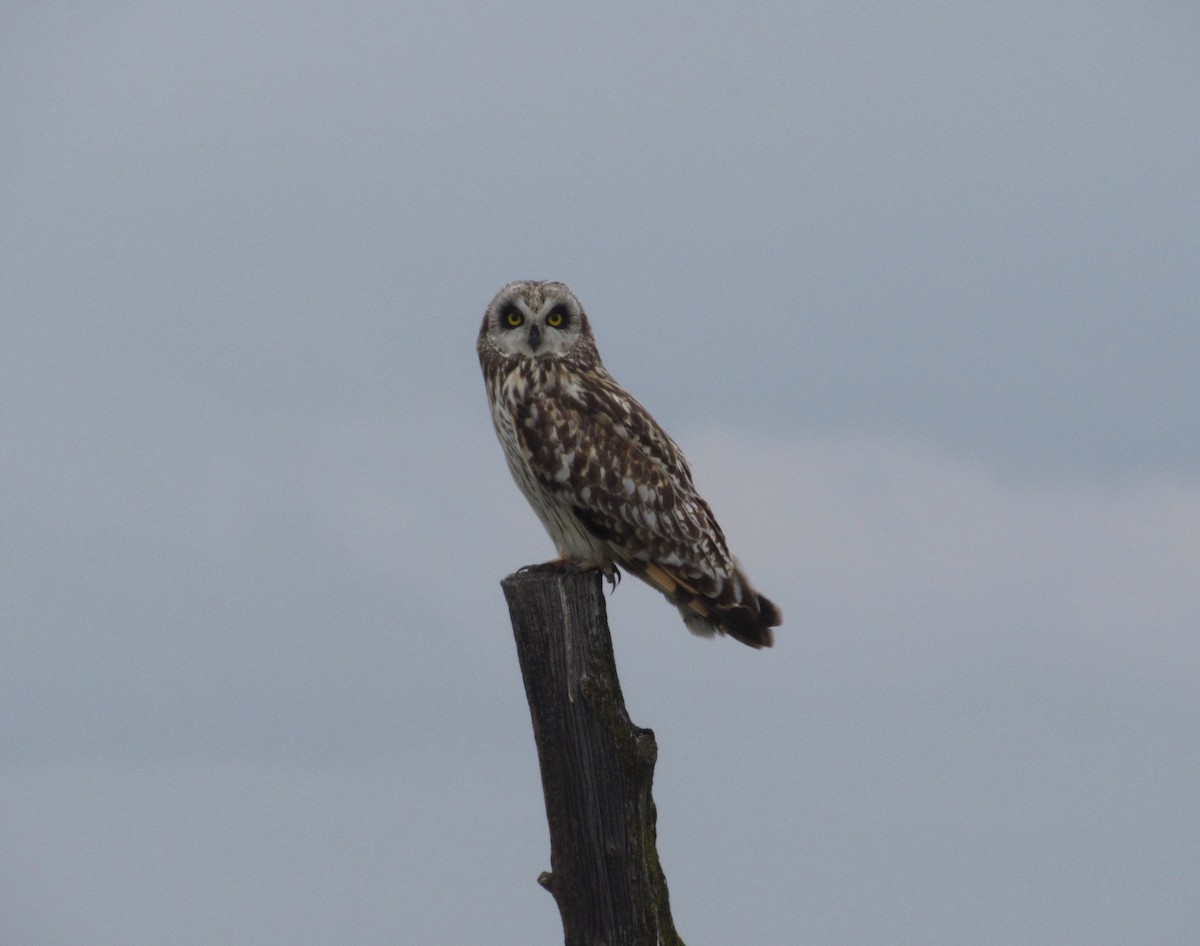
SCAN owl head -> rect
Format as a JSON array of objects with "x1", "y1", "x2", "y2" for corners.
[{"x1": 478, "y1": 280, "x2": 598, "y2": 363}]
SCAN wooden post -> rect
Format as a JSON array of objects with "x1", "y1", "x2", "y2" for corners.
[{"x1": 501, "y1": 568, "x2": 686, "y2": 946}]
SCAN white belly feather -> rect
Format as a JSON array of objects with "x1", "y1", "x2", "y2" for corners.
[{"x1": 488, "y1": 370, "x2": 611, "y2": 566}]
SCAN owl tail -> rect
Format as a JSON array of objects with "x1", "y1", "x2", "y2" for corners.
[{"x1": 620, "y1": 558, "x2": 781, "y2": 649}]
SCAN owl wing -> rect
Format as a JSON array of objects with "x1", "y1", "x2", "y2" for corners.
[
  {"x1": 514, "y1": 369, "x2": 733, "y2": 586},
  {"x1": 513, "y1": 368, "x2": 779, "y2": 648}
]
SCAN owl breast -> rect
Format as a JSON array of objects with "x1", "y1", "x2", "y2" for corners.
[{"x1": 487, "y1": 362, "x2": 612, "y2": 566}]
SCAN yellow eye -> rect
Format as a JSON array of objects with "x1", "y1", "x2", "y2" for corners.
[
  {"x1": 546, "y1": 307, "x2": 566, "y2": 328},
  {"x1": 505, "y1": 309, "x2": 524, "y2": 328}
]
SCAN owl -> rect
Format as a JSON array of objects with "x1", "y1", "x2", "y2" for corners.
[{"x1": 477, "y1": 280, "x2": 781, "y2": 648}]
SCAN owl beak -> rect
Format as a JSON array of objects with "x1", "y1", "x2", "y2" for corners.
[{"x1": 527, "y1": 323, "x2": 542, "y2": 352}]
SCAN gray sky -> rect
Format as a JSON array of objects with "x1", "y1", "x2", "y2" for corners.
[{"x1": 3, "y1": 2, "x2": 1198, "y2": 943}]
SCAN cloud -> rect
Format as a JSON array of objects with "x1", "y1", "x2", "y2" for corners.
[
  {"x1": 683, "y1": 429, "x2": 1199, "y2": 677},
  {"x1": 4, "y1": 409, "x2": 1198, "y2": 944},
  {"x1": 4, "y1": 0, "x2": 1198, "y2": 939},
  {"x1": 611, "y1": 429, "x2": 1200, "y2": 943}
]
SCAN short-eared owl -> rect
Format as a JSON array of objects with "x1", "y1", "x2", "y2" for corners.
[{"x1": 478, "y1": 280, "x2": 781, "y2": 648}]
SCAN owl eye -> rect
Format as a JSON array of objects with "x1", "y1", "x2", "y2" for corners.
[
  {"x1": 502, "y1": 307, "x2": 524, "y2": 328},
  {"x1": 546, "y1": 306, "x2": 568, "y2": 329}
]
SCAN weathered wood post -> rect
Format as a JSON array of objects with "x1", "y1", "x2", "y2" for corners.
[{"x1": 501, "y1": 567, "x2": 686, "y2": 946}]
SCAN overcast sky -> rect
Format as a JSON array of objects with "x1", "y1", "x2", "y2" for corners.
[{"x1": 3, "y1": 2, "x2": 1198, "y2": 943}]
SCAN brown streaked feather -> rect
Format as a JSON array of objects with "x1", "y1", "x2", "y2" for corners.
[
  {"x1": 523, "y1": 399, "x2": 725, "y2": 581},
  {"x1": 619, "y1": 556, "x2": 776, "y2": 649},
  {"x1": 509, "y1": 365, "x2": 780, "y2": 648}
]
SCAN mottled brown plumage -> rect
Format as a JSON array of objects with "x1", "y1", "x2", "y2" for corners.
[{"x1": 477, "y1": 280, "x2": 781, "y2": 648}]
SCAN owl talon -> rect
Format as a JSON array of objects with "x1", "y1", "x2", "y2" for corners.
[
  {"x1": 519, "y1": 559, "x2": 588, "y2": 576},
  {"x1": 517, "y1": 560, "x2": 620, "y2": 590},
  {"x1": 517, "y1": 561, "x2": 569, "y2": 575}
]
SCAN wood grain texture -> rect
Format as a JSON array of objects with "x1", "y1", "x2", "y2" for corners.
[{"x1": 501, "y1": 568, "x2": 685, "y2": 946}]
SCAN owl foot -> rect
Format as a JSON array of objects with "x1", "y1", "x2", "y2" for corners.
[
  {"x1": 517, "y1": 559, "x2": 578, "y2": 576},
  {"x1": 517, "y1": 559, "x2": 621, "y2": 590}
]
